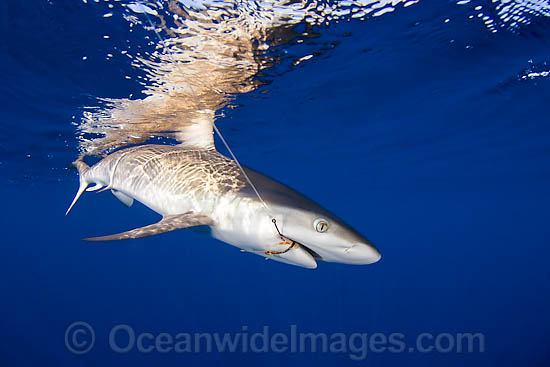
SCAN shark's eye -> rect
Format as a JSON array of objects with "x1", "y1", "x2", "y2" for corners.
[{"x1": 314, "y1": 219, "x2": 329, "y2": 233}]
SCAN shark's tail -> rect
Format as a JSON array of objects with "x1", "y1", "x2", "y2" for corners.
[{"x1": 66, "y1": 157, "x2": 91, "y2": 215}]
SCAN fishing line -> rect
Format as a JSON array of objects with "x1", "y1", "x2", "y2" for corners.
[
  {"x1": 212, "y1": 123, "x2": 272, "y2": 215},
  {"x1": 141, "y1": 7, "x2": 285, "y2": 240}
]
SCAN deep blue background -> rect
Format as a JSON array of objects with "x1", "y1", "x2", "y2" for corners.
[{"x1": 1, "y1": 1, "x2": 550, "y2": 366}]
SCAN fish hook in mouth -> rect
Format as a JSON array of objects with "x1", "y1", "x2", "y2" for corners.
[
  {"x1": 263, "y1": 217, "x2": 301, "y2": 256},
  {"x1": 265, "y1": 240, "x2": 299, "y2": 256}
]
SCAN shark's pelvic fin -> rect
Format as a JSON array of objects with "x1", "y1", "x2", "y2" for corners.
[
  {"x1": 86, "y1": 183, "x2": 104, "y2": 192},
  {"x1": 65, "y1": 158, "x2": 91, "y2": 216},
  {"x1": 83, "y1": 212, "x2": 214, "y2": 241},
  {"x1": 111, "y1": 189, "x2": 134, "y2": 207}
]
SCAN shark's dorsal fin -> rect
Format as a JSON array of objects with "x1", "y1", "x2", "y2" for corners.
[
  {"x1": 83, "y1": 212, "x2": 213, "y2": 241},
  {"x1": 176, "y1": 111, "x2": 215, "y2": 150},
  {"x1": 111, "y1": 189, "x2": 134, "y2": 207}
]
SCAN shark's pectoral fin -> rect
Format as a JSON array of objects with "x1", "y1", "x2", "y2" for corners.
[
  {"x1": 111, "y1": 189, "x2": 134, "y2": 207},
  {"x1": 83, "y1": 213, "x2": 214, "y2": 241}
]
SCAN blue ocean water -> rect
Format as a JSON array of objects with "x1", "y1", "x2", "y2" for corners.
[{"x1": 1, "y1": 0, "x2": 550, "y2": 366}]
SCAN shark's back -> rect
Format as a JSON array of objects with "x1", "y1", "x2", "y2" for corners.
[
  {"x1": 84, "y1": 145, "x2": 249, "y2": 215},
  {"x1": 86, "y1": 144, "x2": 331, "y2": 215}
]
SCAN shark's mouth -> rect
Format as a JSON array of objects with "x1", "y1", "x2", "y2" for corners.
[
  {"x1": 261, "y1": 232, "x2": 321, "y2": 269},
  {"x1": 298, "y1": 244, "x2": 322, "y2": 260},
  {"x1": 264, "y1": 238, "x2": 320, "y2": 259},
  {"x1": 276, "y1": 237, "x2": 325, "y2": 261}
]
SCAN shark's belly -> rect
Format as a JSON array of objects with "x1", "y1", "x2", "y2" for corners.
[{"x1": 117, "y1": 182, "x2": 210, "y2": 217}]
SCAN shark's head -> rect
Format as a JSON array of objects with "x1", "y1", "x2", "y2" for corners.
[
  {"x1": 276, "y1": 203, "x2": 381, "y2": 265},
  {"x1": 244, "y1": 168, "x2": 381, "y2": 265}
]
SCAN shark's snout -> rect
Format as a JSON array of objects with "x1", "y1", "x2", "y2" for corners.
[{"x1": 345, "y1": 243, "x2": 381, "y2": 264}]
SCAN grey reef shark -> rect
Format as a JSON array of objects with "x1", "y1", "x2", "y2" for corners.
[{"x1": 66, "y1": 119, "x2": 381, "y2": 269}]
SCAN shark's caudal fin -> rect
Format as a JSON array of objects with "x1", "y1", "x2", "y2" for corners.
[
  {"x1": 83, "y1": 212, "x2": 213, "y2": 241},
  {"x1": 65, "y1": 158, "x2": 91, "y2": 215}
]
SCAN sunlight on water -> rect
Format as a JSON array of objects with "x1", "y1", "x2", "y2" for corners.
[
  {"x1": 456, "y1": 0, "x2": 550, "y2": 32},
  {"x1": 75, "y1": 0, "x2": 550, "y2": 157},
  {"x1": 77, "y1": 0, "x2": 419, "y2": 156},
  {"x1": 520, "y1": 59, "x2": 550, "y2": 80}
]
